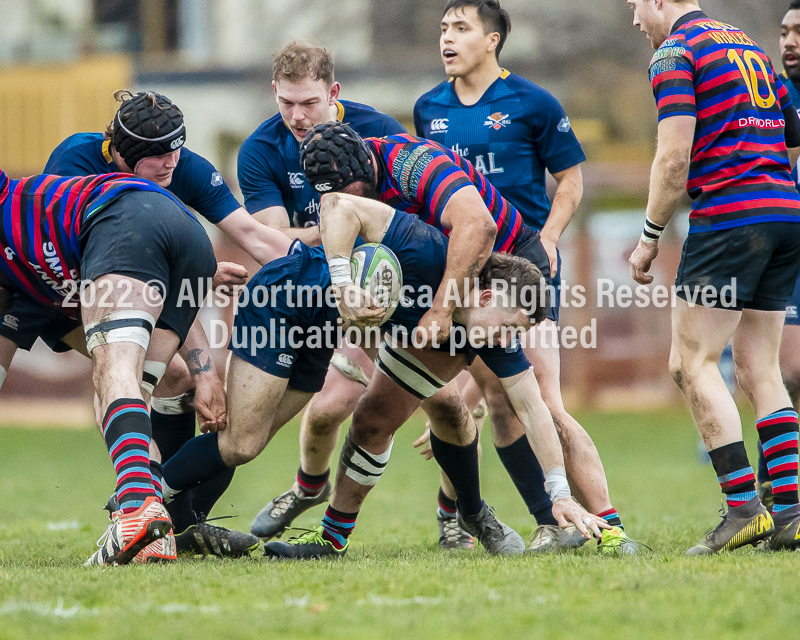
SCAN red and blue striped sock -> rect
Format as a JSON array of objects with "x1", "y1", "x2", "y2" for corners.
[
  {"x1": 102, "y1": 398, "x2": 155, "y2": 514},
  {"x1": 708, "y1": 441, "x2": 756, "y2": 508},
  {"x1": 296, "y1": 467, "x2": 329, "y2": 498},
  {"x1": 321, "y1": 506, "x2": 357, "y2": 550},
  {"x1": 757, "y1": 408, "x2": 799, "y2": 514},
  {"x1": 437, "y1": 487, "x2": 457, "y2": 519},
  {"x1": 150, "y1": 461, "x2": 163, "y2": 503},
  {"x1": 597, "y1": 507, "x2": 623, "y2": 529}
]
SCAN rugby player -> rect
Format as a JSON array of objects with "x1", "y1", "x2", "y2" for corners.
[
  {"x1": 413, "y1": 0, "x2": 632, "y2": 553},
  {"x1": 627, "y1": 0, "x2": 800, "y2": 554},
  {"x1": 28, "y1": 91, "x2": 276, "y2": 557},
  {"x1": 0, "y1": 168, "x2": 217, "y2": 565}
]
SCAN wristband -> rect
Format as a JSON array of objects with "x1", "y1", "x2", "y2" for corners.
[
  {"x1": 328, "y1": 257, "x2": 353, "y2": 287},
  {"x1": 641, "y1": 216, "x2": 665, "y2": 244},
  {"x1": 544, "y1": 466, "x2": 571, "y2": 502}
]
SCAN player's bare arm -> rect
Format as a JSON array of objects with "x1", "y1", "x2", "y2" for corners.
[
  {"x1": 251, "y1": 205, "x2": 322, "y2": 246},
  {"x1": 540, "y1": 164, "x2": 584, "y2": 275},
  {"x1": 178, "y1": 319, "x2": 226, "y2": 434},
  {"x1": 216, "y1": 206, "x2": 295, "y2": 265},
  {"x1": 630, "y1": 115, "x2": 695, "y2": 285}
]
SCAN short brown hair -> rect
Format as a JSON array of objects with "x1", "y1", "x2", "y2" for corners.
[
  {"x1": 272, "y1": 42, "x2": 335, "y2": 86},
  {"x1": 478, "y1": 252, "x2": 549, "y2": 324}
]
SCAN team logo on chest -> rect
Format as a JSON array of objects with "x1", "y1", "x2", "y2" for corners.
[
  {"x1": 484, "y1": 112, "x2": 511, "y2": 130},
  {"x1": 289, "y1": 172, "x2": 305, "y2": 189},
  {"x1": 430, "y1": 118, "x2": 449, "y2": 133}
]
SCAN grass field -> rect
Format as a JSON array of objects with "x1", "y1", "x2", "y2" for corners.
[{"x1": 1, "y1": 406, "x2": 798, "y2": 640}]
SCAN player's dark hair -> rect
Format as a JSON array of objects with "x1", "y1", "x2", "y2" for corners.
[
  {"x1": 478, "y1": 253, "x2": 549, "y2": 324},
  {"x1": 790, "y1": 0, "x2": 800, "y2": 11},
  {"x1": 273, "y1": 41, "x2": 335, "y2": 86},
  {"x1": 443, "y1": 0, "x2": 511, "y2": 59}
]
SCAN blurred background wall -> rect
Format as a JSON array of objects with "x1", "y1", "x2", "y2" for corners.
[{"x1": 0, "y1": 0, "x2": 791, "y2": 422}]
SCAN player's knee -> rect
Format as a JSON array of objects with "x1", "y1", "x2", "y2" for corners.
[
  {"x1": 304, "y1": 401, "x2": 349, "y2": 437},
  {"x1": 668, "y1": 352, "x2": 691, "y2": 390},
  {"x1": 223, "y1": 434, "x2": 266, "y2": 467},
  {"x1": 350, "y1": 399, "x2": 396, "y2": 449},
  {"x1": 423, "y1": 393, "x2": 468, "y2": 436}
]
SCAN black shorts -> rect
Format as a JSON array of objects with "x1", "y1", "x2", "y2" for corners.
[
  {"x1": 509, "y1": 226, "x2": 559, "y2": 322},
  {"x1": 0, "y1": 292, "x2": 81, "y2": 352},
  {"x1": 80, "y1": 190, "x2": 217, "y2": 344},
  {"x1": 676, "y1": 222, "x2": 800, "y2": 311}
]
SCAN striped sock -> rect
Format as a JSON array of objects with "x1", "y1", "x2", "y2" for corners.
[
  {"x1": 150, "y1": 461, "x2": 164, "y2": 503},
  {"x1": 102, "y1": 398, "x2": 155, "y2": 514},
  {"x1": 757, "y1": 408, "x2": 799, "y2": 513},
  {"x1": 597, "y1": 508, "x2": 623, "y2": 529},
  {"x1": 437, "y1": 487, "x2": 457, "y2": 519},
  {"x1": 708, "y1": 441, "x2": 756, "y2": 508},
  {"x1": 296, "y1": 467, "x2": 329, "y2": 498},
  {"x1": 321, "y1": 506, "x2": 357, "y2": 550}
]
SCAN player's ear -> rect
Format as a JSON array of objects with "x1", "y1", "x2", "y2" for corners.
[
  {"x1": 329, "y1": 82, "x2": 342, "y2": 105},
  {"x1": 488, "y1": 32, "x2": 500, "y2": 54},
  {"x1": 479, "y1": 289, "x2": 493, "y2": 308},
  {"x1": 272, "y1": 81, "x2": 279, "y2": 101}
]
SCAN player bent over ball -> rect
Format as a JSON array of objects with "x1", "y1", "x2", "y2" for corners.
[{"x1": 0, "y1": 170, "x2": 216, "y2": 565}]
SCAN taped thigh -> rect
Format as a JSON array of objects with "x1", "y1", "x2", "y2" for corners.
[
  {"x1": 376, "y1": 338, "x2": 446, "y2": 399},
  {"x1": 339, "y1": 433, "x2": 393, "y2": 487},
  {"x1": 84, "y1": 310, "x2": 155, "y2": 354},
  {"x1": 141, "y1": 360, "x2": 168, "y2": 395}
]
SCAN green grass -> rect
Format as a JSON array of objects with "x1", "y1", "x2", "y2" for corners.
[{"x1": 1, "y1": 407, "x2": 798, "y2": 640}]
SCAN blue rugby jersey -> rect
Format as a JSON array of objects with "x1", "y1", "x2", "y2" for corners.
[
  {"x1": 782, "y1": 75, "x2": 800, "y2": 186},
  {"x1": 650, "y1": 11, "x2": 800, "y2": 232},
  {"x1": 237, "y1": 100, "x2": 405, "y2": 227},
  {"x1": 0, "y1": 171, "x2": 197, "y2": 315},
  {"x1": 414, "y1": 70, "x2": 586, "y2": 232},
  {"x1": 45, "y1": 133, "x2": 241, "y2": 224}
]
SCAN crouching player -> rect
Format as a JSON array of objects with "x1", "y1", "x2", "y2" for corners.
[{"x1": 0, "y1": 169, "x2": 217, "y2": 565}]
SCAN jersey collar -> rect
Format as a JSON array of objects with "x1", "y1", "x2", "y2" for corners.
[
  {"x1": 336, "y1": 101, "x2": 345, "y2": 122},
  {"x1": 671, "y1": 10, "x2": 707, "y2": 35},
  {"x1": 448, "y1": 69, "x2": 510, "y2": 107},
  {"x1": 101, "y1": 139, "x2": 115, "y2": 166}
]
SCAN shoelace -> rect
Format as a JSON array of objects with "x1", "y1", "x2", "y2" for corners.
[
  {"x1": 442, "y1": 518, "x2": 466, "y2": 544},
  {"x1": 600, "y1": 528, "x2": 653, "y2": 552},
  {"x1": 530, "y1": 526, "x2": 558, "y2": 547},
  {"x1": 269, "y1": 492, "x2": 297, "y2": 518},
  {"x1": 284, "y1": 526, "x2": 325, "y2": 545},
  {"x1": 95, "y1": 525, "x2": 113, "y2": 549},
  {"x1": 195, "y1": 514, "x2": 238, "y2": 537}
]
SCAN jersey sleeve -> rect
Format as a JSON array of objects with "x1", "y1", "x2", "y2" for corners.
[
  {"x1": 236, "y1": 137, "x2": 287, "y2": 214},
  {"x1": 525, "y1": 89, "x2": 586, "y2": 175},
  {"x1": 650, "y1": 38, "x2": 696, "y2": 122},
  {"x1": 174, "y1": 152, "x2": 241, "y2": 224},
  {"x1": 44, "y1": 140, "x2": 102, "y2": 176},
  {"x1": 385, "y1": 141, "x2": 472, "y2": 223},
  {"x1": 775, "y1": 74, "x2": 800, "y2": 148},
  {"x1": 412, "y1": 99, "x2": 424, "y2": 137},
  {"x1": 472, "y1": 340, "x2": 531, "y2": 379},
  {"x1": 378, "y1": 114, "x2": 408, "y2": 137}
]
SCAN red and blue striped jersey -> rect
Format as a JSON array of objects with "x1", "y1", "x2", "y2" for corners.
[
  {"x1": 650, "y1": 11, "x2": 800, "y2": 232},
  {"x1": 367, "y1": 134, "x2": 524, "y2": 252},
  {"x1": 0, "y1": 170, "x2": 194, "y2": 316}
]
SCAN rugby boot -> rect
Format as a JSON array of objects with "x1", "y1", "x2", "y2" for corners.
[
  {"x1": 85, "y1": 496, "x2": 172, "y2": 566},
  {"x1": 527, "y1": 524, "x2": 591, "y2": 554},
  {"x1": 250, "y1": 481, "x2": 332, "y2": 540},
  {"x1": 175, "y1": 515, "x2": 259, "y2": 558},
  {"x1": 598, "y1": 526, "x2": 639, "y2": 555},
  {"x1": 757, "y1": 481, "x2": 774, "y2": 514},
  {"x1": 263, "y1": 526, "x2": 347, "y2": 559},
  {"x1": 437, "y1": 512, "x2": 474, "y2": 550},
  {"x1": 764, "y1": 507, "x2": 800, "y2": 552},
  {"x1": 457, "y1": 503, "x2": 525, "y2": 556},
  {"x1": 686, "y1": 497, "x2": 774, "y2": 556},
  {"x1": 132, "y1": 533, "x2": 177, "y2": 564}
]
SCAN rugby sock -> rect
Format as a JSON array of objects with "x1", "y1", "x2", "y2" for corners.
[
  {"x1": 167, "y1": 490, "x2": 197, "y2": 533},
  {"x1": 296, "y1": 467, "x2": 330, "y2": 498},
  {"x1": 191, "y1": 467, "x2": 236, "y2": 518},
  {"x1": 597, "y1": 508, "x2": 623, "y2": 529},
  {"x1": 756, "y1": 441, "x2": 770, "y2": 487},
  {"x1": 102, "y1": 398, "x2": 155, "y2": 514},
  {"x1": 428, "y1": 431, "x2": 483, "y2": 518},
  {"x1": 321, "y1": 506, "x2": 357, "y2": 550},
  {"x1": 495, "y1": 435, "x2": 557, "y2": 526},
  {"x1": 708, "y1": 441, "x2": 756, "y2": 509},
  {"x1": 149, "y1": 461, "x2": 164, "y2": 502},
  {"x1": 756, "y1": 408, "x2": 799, "y2": 518},
  {"x1": 437, "y1": 487, "x2": 457, "y2": 519},
  {"x1": 161, "y1": 432, "x2": 230, "y2": 493},
  {"x1": 150, "y1": 409, "x2": 196, "y2": 463}
]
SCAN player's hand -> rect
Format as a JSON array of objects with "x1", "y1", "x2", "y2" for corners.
[
  {"x1": 334, "y1": 284, "x2": 386, "y2": 326},
  {"x1": 213, "y1": 262, "x2": 248, "y2": 294},
  {"x1": 412, "y1": 423, "x2": 434, "y2": 460},
  {"x1": 540, "y1": 233, "x2": 558, "y2": 278},
  {"x1": 551, "y1": 497, "x2": 610, "y2": 540},
  {"x1": 629, "y1": 239, "x2": 659, "y2": 285},
  {"x1": 193, "y1": 373, "x2": 227, "y2": 434},
  {"x1": 417, "y1": 306, "x2": 453, "y2": 347}
]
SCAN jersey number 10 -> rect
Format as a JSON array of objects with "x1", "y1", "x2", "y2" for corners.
[{"x1": 727, "y1": 49, "x2": 776, "y2": 110}]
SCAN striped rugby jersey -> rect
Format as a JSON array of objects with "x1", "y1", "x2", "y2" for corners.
[
  {"x1": 650, "y1": 11, "x2": 800, "y2": 232},
  {"x1": 367, "y1": 133, "x2": 524, "y2": 252},
  {"x1": 0, "y1": 171, "x2": 195, "y2": 316}
]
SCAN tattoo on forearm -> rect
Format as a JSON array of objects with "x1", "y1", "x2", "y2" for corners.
[
  {"x1": 186, "y1": 348, "x2": 212, "y2": 376},
  {"x1": 467, "y1": 258, "x2": 481, "y2": 278}
]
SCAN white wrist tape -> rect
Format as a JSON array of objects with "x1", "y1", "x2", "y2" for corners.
[
  {"x1": 544, "y1": 466, "x2": 571, "y2": 502},
  {"x1": 328, "y1": 257, "x2": 353, "y2": 287},
  {"x1": 641, "y1": 216, "x2": 665, "y2": 244}
]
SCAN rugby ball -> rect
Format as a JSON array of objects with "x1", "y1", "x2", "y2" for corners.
[{"x1": 350, "y1": 243, "x2": 403, "y2": 323}]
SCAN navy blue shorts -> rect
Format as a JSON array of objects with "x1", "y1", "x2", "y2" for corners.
[
  {"x1": 509, "y1": 226, "x2": 559, "y2": 322},
  {"x1": 786, "y1": 276, "x2": 800, "y2": 325},
  {"x1": 676, "y1": 222, "x2": 800, "y2": 311},
  {"x1": 0, "y1": 292, "x2": 81, "y2": 352},
  {"x1": 80, "y1": 190, "x2": 216, "y2": 345},
  {"x1": 229, "y1": 244, "x2": 339, "y2": 394}
]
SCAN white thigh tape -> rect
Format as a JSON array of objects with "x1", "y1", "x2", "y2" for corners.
[
  {"x1": 340, "y1": 433, "x2": 393, "y2": 487},
  {"x1": 376, "y1": 339, "x2": 446, "y2": 399},
  {"x1": 141, "y1": 360, "x2": 168, "y2": 395},
  {"x1": 0, "y1": 364, "x2": 6, "y2": 390},
  {"x1": 151, "y1": 391, "x2": 193, "y2": 415},
  {"x1": 85, "y1": 311, "x2": 155, "y2": 353}
]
